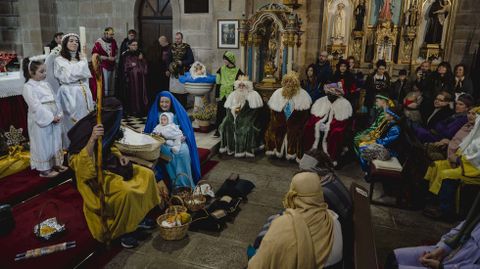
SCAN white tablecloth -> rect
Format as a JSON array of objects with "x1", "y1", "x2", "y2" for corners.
[{"x1": 0, "y1": 72, "x2": 24, "y2": 98}]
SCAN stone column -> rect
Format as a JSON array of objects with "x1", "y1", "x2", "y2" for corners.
[{"x1": 18, "y1": 0, "x2": 44, "y2": 57}]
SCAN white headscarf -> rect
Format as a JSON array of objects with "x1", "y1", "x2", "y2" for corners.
[{"x1": 459, "y1": 116, "x2": 480, "y2": 169}]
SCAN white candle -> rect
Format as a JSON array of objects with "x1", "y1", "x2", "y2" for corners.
[
  {"x1": 79, "y1": 26, "x2": 86, "y2": 53},
  {"x1": 44, "y1": 47, "x2": 50, "y2": 55}
]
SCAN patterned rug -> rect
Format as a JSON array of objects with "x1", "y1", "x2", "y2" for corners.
[{"x1": 121, "y1": 116, "x2": 147, "y2": 133}]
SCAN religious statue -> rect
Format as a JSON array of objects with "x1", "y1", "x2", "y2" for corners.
[
  {"x1": 379, "y1": 0, "x2": 393, "y2": 22},
  {"x1": 404, "y1": 2, "x2": 419, "y2": 26},
  {"x1": 425, "y1": 0, "x2": 450, "y2": 44},
  {"x1": 354, "y1": 0, "x2": 366, "y2": 31},
  {"x1": 264, "y1": 28, "x2": 278, "y2": 80},
  {"x1": 332, "y1": 3, "x2": 346, "y2": 42}
]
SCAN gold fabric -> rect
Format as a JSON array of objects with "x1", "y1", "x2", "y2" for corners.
[
  {"x1": 69, "y1": 147, "x2": 160, "y2": 242},
  {"x1": 0, "y1": 146, "x2": 30, "y2": 179},
  {"x1": 248, "y1": 172, "x2": 334, "y2": 269},
  {"x1": 425, "y1": 155, "x2": 480, "y2": 195}
]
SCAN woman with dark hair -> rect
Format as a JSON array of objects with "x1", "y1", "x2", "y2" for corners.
[
  {"x1": 68, "y1": 98, "x2": 160, "y2": 248},
  {"x1": 54, "y1": 33, "x2": 94, "y2": 147},
  {"x1": 144, "y1": 91, "x2": 201, "y2": 188},
  {"x1": 122, "y1": 39, "x2": 148, "y2": 116},
  {"x1": 331, "y1": 59, "x2": 356, "y2": 105},
  {"x1": 364, "y1": 60, "x2": 391, "y2": 113},
  {"x1": 428, "y1": 61, "x2": 454, "y2": 96},
  {"x1": 301, "y1": 64, "x2": 322, "y2": 102},
  {"x1": 453, "y1": 63, "x2": 474, "y2": 97}
]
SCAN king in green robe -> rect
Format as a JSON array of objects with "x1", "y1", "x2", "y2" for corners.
[{"x1": 219, "y1": 76, "x2": 264, "y2": 157}]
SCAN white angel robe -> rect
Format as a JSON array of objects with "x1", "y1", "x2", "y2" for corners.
[
  {"x1": 54, "y1": 56, "x2": 94, "y2": 147},
  {"x1": 22, "y1": 80, "x2": 64, "y2": 171}
]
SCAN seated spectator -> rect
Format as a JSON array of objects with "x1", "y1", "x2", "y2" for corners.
[
  {"x1": 414, "y1": 94, "x2": 473, "y2": 143},
  {"x1": 427, "y1": 61, "x2": 454, "y2": 96},
  {"x1": 301, "y1": 64, "x2": 323, "y2": 102},
  {"x1": 402, "y1": 83, "x2": 423, "y2": 124},
  {"x1": 423, "y1": 91, "x2": 454, "y2": 130},
  {"x1": 68, "y1": 98, "x2": 161, "y2": 248},
  {"x1": 453, "y1": 63, "x2": 474, "y2": 98},
  {"x1": 250, "y1": 149, "x2": 352, "y2": 254},
  {"x1": 385, "y1": 194, "x2": 480, "y2": 269},
  {"x1": 423, "y1": 107, "x2": 480, "y2": 220},
  {"x1": 391, "y1": 69, "x2": 411, "y2": 106},
  {"x1": 248, "y1": 172, "x2": 343, "y2": 269},
  {"x1": 425, "y1": 106, "x2": 478, "y2": 163}
]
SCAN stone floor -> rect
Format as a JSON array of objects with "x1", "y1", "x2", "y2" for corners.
[{"x1": 104, "y1": 153, "x2": 453, "y2": 269}]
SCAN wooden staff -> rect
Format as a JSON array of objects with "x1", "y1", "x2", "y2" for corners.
[{"x1": 91, "y1": 53, "x2": 110, "y2": 246}]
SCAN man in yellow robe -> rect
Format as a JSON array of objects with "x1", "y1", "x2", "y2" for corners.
[{"x1": 68, "y1": 98, "x2": 160, "y2": 248}]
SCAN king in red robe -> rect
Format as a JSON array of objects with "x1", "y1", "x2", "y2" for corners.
[{"x1": 303, "y1": 81, "x2": 353, "y2": 165}]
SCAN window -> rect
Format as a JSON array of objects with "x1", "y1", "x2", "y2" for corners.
[{"x1": 184, "y1": 0, "x2": 209, "y2": 14}]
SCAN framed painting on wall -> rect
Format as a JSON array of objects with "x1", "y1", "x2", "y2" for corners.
[{"x1": 217, "y1": 20, "x2": 239, "y2": 49}]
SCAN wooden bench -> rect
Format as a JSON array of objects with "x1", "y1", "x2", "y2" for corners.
[{"x1": 351, "y1": 183, "x2": 379, "y2": 269}]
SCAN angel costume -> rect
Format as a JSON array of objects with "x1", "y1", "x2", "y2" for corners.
[
  {"x1": 54, "y1": 54, "x2": 94, "y2": 147},
  {"x1": 153, "y1": 112, "x2": 183, "y2": 153},
  {"x1": 264, "y1": 73, "x2": 312, "y2": 161},
  {"x1": 23, "y1": 79, "x2": 63, "y2": 171},
  {"x1": 304, "y1": 82, "x2": 353, "y2": 163},
  {"x1": 219, "y1": 77, "x2": 264, "y2": 157}
]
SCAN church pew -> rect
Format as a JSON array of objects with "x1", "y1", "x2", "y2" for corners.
[{"x1": 350, "y1": 183, "x2": 379, "y2": 269}]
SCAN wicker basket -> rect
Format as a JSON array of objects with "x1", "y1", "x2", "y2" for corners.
[
  {"x1": 114, "y1": 127, "x2": 163, "y2": 161},
  {"x1": 165, "y1": 195, "x2": 187, "y2": 214},
  {"x1": 157, "y1": 212, "x2": 191, "y2": 241},
  {"x1": 184, "y1": 193, "x2": 206, "y2": 212},
  {"x1": 184, "y1": 180, "x2": 209, "y2": 212}
]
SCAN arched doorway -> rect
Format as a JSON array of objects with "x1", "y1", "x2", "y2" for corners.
[{"x1": 138, "y1": 0, "x2": 173, "y2": 100}]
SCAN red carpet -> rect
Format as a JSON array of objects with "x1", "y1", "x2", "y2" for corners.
[
  {"x1": 0, "y1": 149, "x2": 218, "y2": 268},
  {"x1": 0, "y1": 182, "x2": 98, "y2": 269},
  {"x1": 201, "y1": 160, "x2": 219, "y2": 176},
  {"x1": 0, "y1": 168, "x2": 72, "y2": 205},
  {"x1": 197, "y1": 148, "x2": 211, "y2": 164}
]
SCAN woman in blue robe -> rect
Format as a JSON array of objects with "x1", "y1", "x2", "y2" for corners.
[{"x1": 144, "y1": 91, "x2": 201, "y2": 188}]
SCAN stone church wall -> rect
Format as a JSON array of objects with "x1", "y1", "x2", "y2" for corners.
[{"x1": 2, "y1": 0, "x2": 478, "y2": 73}]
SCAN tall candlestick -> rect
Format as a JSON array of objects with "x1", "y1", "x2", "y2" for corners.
[{"x1": 79, "y1": 26, "x2": 86, "y2": 53}]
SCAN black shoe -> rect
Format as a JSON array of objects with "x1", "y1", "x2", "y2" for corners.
[
  {"x1": 213, "y1": 131, "x2": 220, "y2": 138},
  {"x1": 120, "y1": 234, "x2": 139, "y2": 248}
]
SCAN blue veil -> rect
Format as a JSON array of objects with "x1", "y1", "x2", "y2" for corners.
[{"x1": 144, "y1": 91, "x2": 201, "y2": 183}]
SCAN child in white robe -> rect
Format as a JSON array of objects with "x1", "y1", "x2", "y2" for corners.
[
  {"x1": 153, "y1": 112, "x2": 183, "y2": 153},
  {"x1": 22, "y1": 56, "x2": 67, "y2": 178},
  {"x1": 54, "y1": 33, "x2": 94, "y2": 147}
]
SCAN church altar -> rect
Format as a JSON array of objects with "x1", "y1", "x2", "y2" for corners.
[
  {"x1": 313, "y1": 0, "x2": 457, "y2": 74},
  {"x1": 0, "y1": 71, "x2": 27, "y2": 135},
  {"x1": 0, "y1": 71, "x2": 24, "y2": 98},
  {"x1": 238, "y1": 3, "x2": 303, "y2": 99}
]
